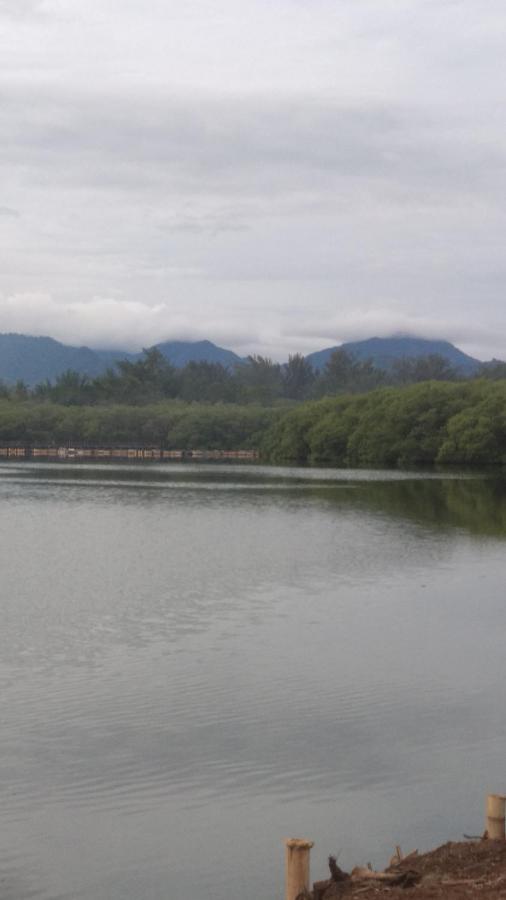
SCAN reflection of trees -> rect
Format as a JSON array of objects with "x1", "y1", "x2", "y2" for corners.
[{"x1": 343, "y1": 478, "x2": 506, "y2": 538}]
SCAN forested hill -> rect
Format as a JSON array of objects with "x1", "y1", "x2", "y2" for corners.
[
  {"x1": 0, "y1": 333, "x2": 118, "y2": 385},
  {"x1": 0, "y1": 331, "x2": 494, "y2": 385},
  {"x1": 0, "y1": 334, "x2": 242, "y2": 385},
  {"x1": 153, "y1": 340, "x2": 242, "y2": 368},
  {"x1": 306, "y1": 336, "x2": 482, "y2": 374}
]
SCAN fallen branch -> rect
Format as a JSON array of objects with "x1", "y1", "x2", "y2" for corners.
[{"x1": 351, "y1": 866, "x2": 420, "y2": 887}]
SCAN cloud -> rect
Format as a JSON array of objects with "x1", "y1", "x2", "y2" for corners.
[
  {"x1": 2, "y1": 85, "x2": 502, "y2": 208},
  {"x1": 0, "y1": 1, "x2": 44, "y2": 19},
  {"x1": 0, "y1": 291, "x2": 503, "y2": 363},
  {"x1": 0, "y1": 293, "x2": 257, "y2": 351},
  {"x1": 281, "y1": 309, "x2": 504, "y2": 357},
  {"x1": 1, "y1": 0, "x2": 506, "y2": 361}
]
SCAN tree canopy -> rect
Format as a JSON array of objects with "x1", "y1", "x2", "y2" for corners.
[
  {"x1": 262, "y1": 379, "x2": 506, "y2": 466},
  {"x1": 5, "y1": 347, "x2": 491, "y2": 408}
]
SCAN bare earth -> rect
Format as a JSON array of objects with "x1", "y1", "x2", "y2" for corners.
[{"x1": 311, "y1": 839, "x2": 506, "y2": 900}]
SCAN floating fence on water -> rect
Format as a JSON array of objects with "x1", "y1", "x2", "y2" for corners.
[{"x1": 0, "y1": 446, "x2": 259, "y2": 461}]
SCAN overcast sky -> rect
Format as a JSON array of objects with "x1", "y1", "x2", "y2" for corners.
[{"x1": 1, "y1": 0, "x2": 506, "y2": 359}]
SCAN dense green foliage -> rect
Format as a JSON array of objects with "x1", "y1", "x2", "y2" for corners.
[
  {"x1": 1, "y1": 379, "x2": 505, "y2": 465},
  {"x1": 0, "y1": 347, "x2": 505, "y2": 464},
  {"x1": 0, "y1": 400, "x2": 280, "y2": 450},
  {"x1": 262, "y1": 380, "x2": 506, "y2": 466}
]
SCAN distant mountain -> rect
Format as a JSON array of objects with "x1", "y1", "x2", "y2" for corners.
[
  {"x1": 95, "y1": 348, "x2": 137, "y2": 367},
  {"x1": 0, "y1": 331, "x2": 492, "y2": 386},
  {"x1": 0, "y1": 333, "x2": 243, "y2": 385},
  {"x1": 306, "y1": 336, "x2": 483, "y2": 375},
  {"x1": 151, "y1": 339, "x2": 242, "y2": 368},
  {"x1": 0, "y1": 334, "x2": 114, "y2": 385}
]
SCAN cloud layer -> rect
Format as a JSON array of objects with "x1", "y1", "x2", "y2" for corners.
[{"x1": 1, "y1": 0, "x2": 506, "y2": 359}]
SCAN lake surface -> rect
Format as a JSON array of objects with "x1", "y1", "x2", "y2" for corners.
[{"x1": 1, "y1": 461, "x2": 506, "y2": 899}]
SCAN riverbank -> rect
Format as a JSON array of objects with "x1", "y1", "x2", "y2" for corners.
[
  {"x1": 1, "y1": 379, "x2": 506, "y2": 467},
  {"x1": 311, "y1": 839, "x2": 506, "y2": 898}
]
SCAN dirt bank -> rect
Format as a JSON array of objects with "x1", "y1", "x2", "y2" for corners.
[{"x1": 311, "y1": 838, "x2": 506, "y2": 899}]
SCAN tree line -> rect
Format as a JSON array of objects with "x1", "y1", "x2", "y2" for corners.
[
  {"x1": 0, "y1": 379, "x2": 505, "y2": 465},
  {"x1": 0, "y1": 400, "x2": 280, "y2": 450},
  {"x1": 0, "y1": 347, "x2": 505, "y2": 465},
  {"x1": 2, "y1": 346, "x2": 502, "y2": 407},
  {"x1": 261, "y1": 379, "x2": 506, "y2": 466}
]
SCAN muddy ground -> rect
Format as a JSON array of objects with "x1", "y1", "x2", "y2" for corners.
[{"x1": 310, "y1": 839, "x2": 506, "y2": 899}]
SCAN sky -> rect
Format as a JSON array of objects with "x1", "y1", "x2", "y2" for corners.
[{"x1": 1, "y1": 0, "x2": 506, "y2": 360}]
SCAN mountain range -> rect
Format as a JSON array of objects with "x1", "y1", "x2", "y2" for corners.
[
  {"x1": 0, "y1": 332, "x2": 493, "y2": 385},
  {"x1": 305, "y1": 336, "x2": 483, "y2": 375},
  {"x1": 0, "y1": 335, "x2": 242, "y2": 385}
]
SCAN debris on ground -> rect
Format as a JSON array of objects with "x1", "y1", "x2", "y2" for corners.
[{"x1": 305, "y1": 838, "x2": 506, "y2": 899}]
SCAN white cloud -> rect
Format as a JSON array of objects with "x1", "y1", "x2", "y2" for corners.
[
  {"x1": 0, "y1": 291, "x2": 503, "y2": 363},
  {"x1": 0, "y1": 292, "x2": 258, "y2": 351}
]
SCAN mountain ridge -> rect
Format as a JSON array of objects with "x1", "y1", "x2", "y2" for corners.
[
  {"x1": 0, "y1": 333, "x2": 243, "y2": 385},
  {"x1": 306, "y1": 336, "x2": 483, "y2": 374},
  {"x1": 0, "y1": 331, "x2": 494, "y2": 385}
]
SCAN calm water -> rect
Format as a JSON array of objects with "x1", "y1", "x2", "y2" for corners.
[{"x1": 1, "y1": 462, "x2": 506, "y2": 899}]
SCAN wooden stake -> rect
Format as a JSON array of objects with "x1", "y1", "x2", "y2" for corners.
[
  {"x1": 285, "y1": 839, "x2": 314, "y2": 900},
  {"x1": 486, "y1": 794, "x2": 506, "y2": 840}
]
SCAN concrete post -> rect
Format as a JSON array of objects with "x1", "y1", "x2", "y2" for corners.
[
  {"x1": 285, "y1": 838, "x2": 314, "y2": 900},
  {"x1": 487, "y1": 794, "x2": 506, "y2": 839}
]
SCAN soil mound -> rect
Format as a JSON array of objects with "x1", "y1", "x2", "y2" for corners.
[{"x1": 310, "y1": 839, "x2": 506, "y2": 899}]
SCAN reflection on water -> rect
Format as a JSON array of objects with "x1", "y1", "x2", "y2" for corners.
[
  {"x1": 0, "y1": 462, "x2": 505, "y2": 899},
  {"x1": 2, "y1": 459, "x2": 505, "y2": 535}
]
